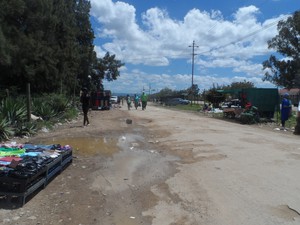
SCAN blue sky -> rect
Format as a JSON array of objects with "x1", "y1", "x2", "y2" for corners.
[{"x1": 90, "y1": 0, "x2": 299, "y2": 94}]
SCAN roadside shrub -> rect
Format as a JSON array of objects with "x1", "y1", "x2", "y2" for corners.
[
  {"x1": 0, "y1": 93, "x2": 78, "y2": 140},
  {"x1": 0, "y1": 97, "x2": 27, "y2": 125},
  {"x1": 59, "y1": 107, "x2": 79, "y2": 121},
  {"x1": 32, "y1": 99, "x2": 57, "y2": 121},
  {"x1": 32, "y1": 94, "x2": 72, "y2": 120},
  {"x1": 274, "y1": 111, "x2": 297, "y2": 128},
  {"x1": 44, "y1": 93, "x2": 70, "y2": 114},
  {"x1": 0, "y1": 117, "x2": 14, "y2": 141},
  {"x1": 14, "y1": 121, "x2": 38, "y2": 137}
]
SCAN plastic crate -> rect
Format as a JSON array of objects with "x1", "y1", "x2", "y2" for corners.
[
  {"x1": 0, "y1": 177, "x2": 46, "y2": 206},
  {"x1": 0, "y1": 149, "x2": 72, "y2": 207},
  {"x1": 0, "y1": 167, "x2": 47, "y2": 193}
]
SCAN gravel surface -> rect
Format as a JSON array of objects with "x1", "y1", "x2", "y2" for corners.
[{"x1": 0, "y1": 102, "x2": 299, "y2": 225}]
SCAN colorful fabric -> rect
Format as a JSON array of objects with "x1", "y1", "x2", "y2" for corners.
[
  {"x1": 22, "y1": 152, "x2": 41, "y2": 157},
  {"x1": 0, "y1": 161, "x2": 11, "y2": 166},
  {"x1": 0, "y1": 156, "x2": 22, "y2": 162},
  {"x1": 0, "y1": 148, "x2": 26, "y2": 157},
  {"x1": 0, "y1": 147, "x2": 20, "y2": 152},
  {"x1": 0, "y1": 142, "x2": 23, "y2": 149}
]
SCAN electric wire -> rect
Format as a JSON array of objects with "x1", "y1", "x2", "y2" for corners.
[
  {"x1": 119, "y1": 15, "x2": 286, "y2": 63},
  {"x1": 119, "y1": 9, "x2": 296, "y2": 63}
]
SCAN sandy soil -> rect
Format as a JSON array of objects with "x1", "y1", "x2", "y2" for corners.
[{"x1": 0, "y1": 102, "x2": 299, "y2": 225}]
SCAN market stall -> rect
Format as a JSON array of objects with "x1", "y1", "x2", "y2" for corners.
[{"x1": 0, "y1": 142, "x2": 72, "y2": 206}]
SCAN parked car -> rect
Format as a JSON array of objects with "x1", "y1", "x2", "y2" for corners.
[
  {"x1": 221, "y1": 99, "x2": 241, "y2": 109},
  {"x1": 110, "y1": 96, "x2": 118, "y2": 104},
  {"x1": 180, "y1": 99, "x2": 191, "y2": 104},
  {"x1": 165, "y1": 98, "x2": 190, "y2": 106}
]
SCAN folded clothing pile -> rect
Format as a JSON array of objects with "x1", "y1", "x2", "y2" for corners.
[{"x1": 0, "y1": 142, "x2": 72, "y2": 179}]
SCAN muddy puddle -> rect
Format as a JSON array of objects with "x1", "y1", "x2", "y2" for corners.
[{"x1": 38, "y1": 136, "x2": 119, "y2": 156}]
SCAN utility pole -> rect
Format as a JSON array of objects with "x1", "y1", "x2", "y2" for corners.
[{"x1": 189, "y1": 40, "x2": 199, "y2": 88}]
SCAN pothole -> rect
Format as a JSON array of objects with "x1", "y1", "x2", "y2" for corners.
[{"x1": 38, "y1": 136, "x2": 119, "y2": 156}]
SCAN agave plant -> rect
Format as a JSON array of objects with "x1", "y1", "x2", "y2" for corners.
[
  {"x1": 32, "y1": 100, "x2": 57, "y2": 121},
  {"x1": 0, "y1": 97, "x2": 27, "y2": 125},
  {"x1": 0, "y1": 117, "x2": 14, "y2": 141},
  {"x1": 47, "y1": 93, "x2": 71, "y2": 114},
  {"x1": 14, "y1": 121, "x2": 37, "y2": 137}
]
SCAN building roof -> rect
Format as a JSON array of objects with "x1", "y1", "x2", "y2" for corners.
[{"x1": 279, "y1": 88, "x2": 300, "y2": 96}]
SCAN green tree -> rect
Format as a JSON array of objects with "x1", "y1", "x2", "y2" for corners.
[
  {"x1": 158, "y1": 88, "x2": 174, "y2": 98},
  {"x1": 262, "y1": 10, "x2": 300, "y2": 89},
  {"x1": 0, "y1": 0, "x2": 60, "y2": 93},
  {"x1": 0, "y1": 26, "x2": 11, "y2": 66},
  {"x1": 91, "y1": 52, "x2": 125, "y2": 90},
  {"x1": 205, "y1": 84, "x2": 226, "y2": 107},
  {"x1": 186, "y1": 84, "x2": 199, "y2": 96},
  {"x1": 0, "y1": 0, "x2": 123, "y2": 94},
  {"x1": 0, "y1": 0, "x2": 26, "y2": 89},
  {"x1": 0, "y1": 0, "x2": 27, "y2": 68},
  {"x1": 224, "y1": 80, "x2": 255, "y2": 90},
  {"x1": 21, "y1": 0, "x2": 60, "y2": 93},
  {"x1": 75, "y1": 0, "x2": 96, "y2": 90}
]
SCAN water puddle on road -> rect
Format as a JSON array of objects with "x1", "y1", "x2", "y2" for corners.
[{"x1": 41, "y1": 136, "x2": 119, "y2": 156}]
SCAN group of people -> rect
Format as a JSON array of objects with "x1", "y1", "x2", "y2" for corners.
[
  {"x1": 80, "y1": 88, "x2": 149, "y2": 126},
  {"x1": 126, "y1": 92, "x2": 148, "y2": 110},
  {"x1": 80, "y1": 88, "x2": 292, "y2": 129}
]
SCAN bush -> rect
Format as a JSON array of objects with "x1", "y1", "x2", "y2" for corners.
[
  {"x1": 0, "y1": 117, "x2": 14, "y2": 141},
  {"x1": 32, "y1": 94, "x2": 72, "y2": 120},
  {"x1": 14, "y1": 121, "x2": 37, "y2": 137},
  {"x1": 44, "y1": 93, "x2": 70, "y2": 114},
  {"x1": 59, "y1": 107, "x2": 79, "y2": 121},
  {"x1": 0, "y1": 97, "x2": 27, "y2": 125},
  {"x1": 0, "y1": 93, "x2": 78, "y2": 140},
  {"x1": 32, "y1": 100, "x2": 57, "y2": 121}
]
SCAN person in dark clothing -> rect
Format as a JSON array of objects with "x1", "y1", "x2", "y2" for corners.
[
  {"x1": 80, "y1": 88, "x2": 90, "y2": 126},
  {"x1": 281, "y1": 93, "x2": 292, "y2": 130}
]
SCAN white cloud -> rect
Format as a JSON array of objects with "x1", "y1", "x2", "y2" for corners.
[
  {"x1": 93, "y1": 45, "x2": 106, "y2": 58},
  {"x1": 233, "y1": 5, "x2": 260, "y2": 24},
  {"x1": 91, "y1": 0, "x2": 285, "y2": 93}
]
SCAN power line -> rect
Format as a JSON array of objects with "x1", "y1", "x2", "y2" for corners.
[
  {"x1": 199, "y1": 14, "x2": 292, "y2": 55},
  {"x1": 112, "y1": 11, "x2": 295, "y2": 63},
  {"x1": 120, "y1": 16, "x2": 284, "y2": 63}
]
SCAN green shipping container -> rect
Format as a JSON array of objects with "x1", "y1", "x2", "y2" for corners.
[
  {"x1": 219, "y1": 88, "x2": 280, "y2": 118},
  {"x1": 239, "y1": 88, "x2": 279, "y2": 118}
]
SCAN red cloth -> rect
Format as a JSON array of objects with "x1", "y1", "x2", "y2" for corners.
[
  {"x1": 245, "y1": 102, "x2": 252, "y2": 109},
  {"x1": 0, "y1": 156, "x2": 22, "y2": 162}
]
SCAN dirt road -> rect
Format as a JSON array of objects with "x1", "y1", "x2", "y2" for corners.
[{"x1": 0, "y1": 103, "x2": 300, "y2": 225}]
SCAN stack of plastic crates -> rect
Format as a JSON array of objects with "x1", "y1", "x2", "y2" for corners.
[{"x1": 0, "y1": 143, "x2": 72, "y2": 207}]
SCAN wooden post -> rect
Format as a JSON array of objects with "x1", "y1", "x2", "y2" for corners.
[
  {"x1": 26, "y1": 83, "x2": 31, "y2": 122},
  {"x1": 294, "y1": 101, "x2": 300, "y2": 135}
]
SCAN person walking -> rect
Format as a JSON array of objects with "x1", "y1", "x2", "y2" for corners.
[
  {"x1": 281, "y1": 93, "x2": 292, "y2": 130},
  {"x1": 134, "y1": 94, "x2": 140, "y2": 110},
  {"x1": 126, "y1": 94, "x2": 132, "y2": 110},
  {"x1": 141, "y1": 91, "x2": 148, "y2": 110},
  {"x1": 80, "y1": 88, "x2": 90, "y2": 126}
]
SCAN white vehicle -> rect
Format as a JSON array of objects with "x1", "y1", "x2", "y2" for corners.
[{"x1": 110, "y1": 96, "x2": 118, "y2": 104}]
